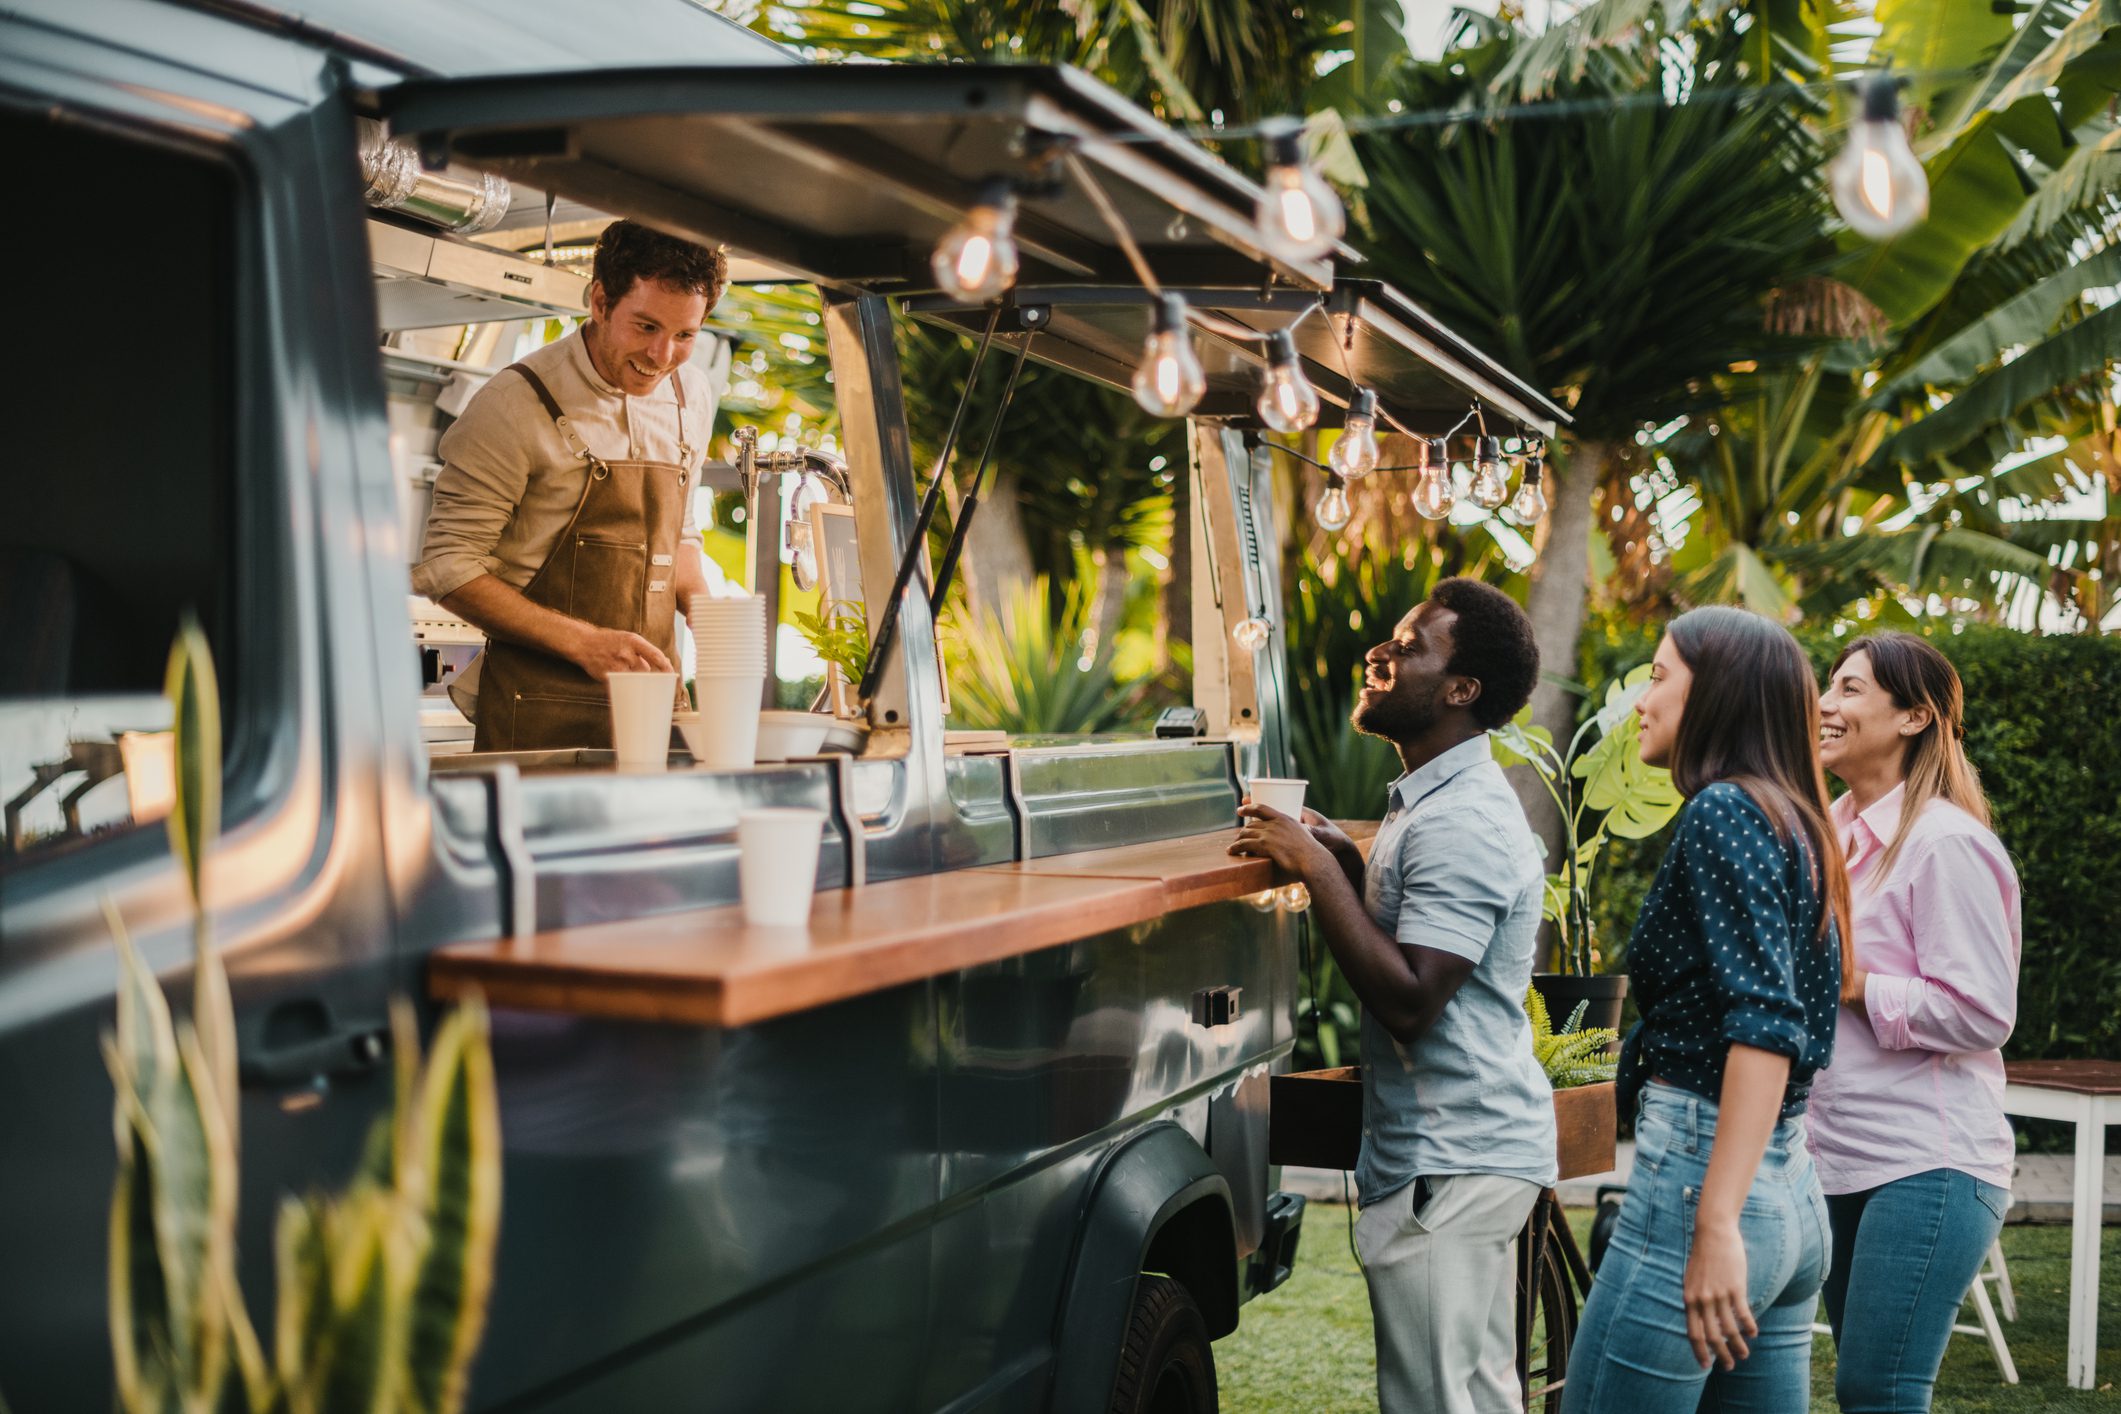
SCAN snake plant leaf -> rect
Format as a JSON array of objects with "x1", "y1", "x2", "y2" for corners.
[
  {"x1": 275, "y1": 1197, "x2": 338, "y2": 1414},
  {"x1": 105, "y1": 1041, "x2": 173, "y2": 1414},
  {"x1": 169, "y1": 1028, "x2": 237, "y2": 1413},
  {"x1": 403, "y1": 998, "x2": 502, "y2": 1414},
  {"x1": 316, "y1": 1194, "x2": 403, "y2": 1414},
  {"x1": 106, "y1": 899, "x2": 177, "y2": 1109},
  {"x1": 161, "y1": 621, "x2": 240, "y2": 1152},
  {"x1": 162, "y1": 616, "x2": 219, "y2": 921}
]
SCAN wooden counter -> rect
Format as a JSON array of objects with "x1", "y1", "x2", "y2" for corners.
[{"x1": 428, "y1": 823, "x2": 1383, "y2": 1028}]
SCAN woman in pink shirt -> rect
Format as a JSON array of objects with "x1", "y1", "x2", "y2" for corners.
[{"x1": 1809, "y1": 631, "x2": 2021, "y2": 1412}]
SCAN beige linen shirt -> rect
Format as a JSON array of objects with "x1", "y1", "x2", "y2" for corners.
[{"x1": 412, "y1": 328, "x2": 714, "y2": 602}]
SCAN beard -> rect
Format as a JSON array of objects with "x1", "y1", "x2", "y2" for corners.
[{"x1": 1352, "y1": 677, "x2": 1444, "y2": 743}]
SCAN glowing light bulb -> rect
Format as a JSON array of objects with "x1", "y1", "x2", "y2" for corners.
[
  {"x1": 1254, "y1": 119, "x2": 1345, "y2": 263},
  {"x1": 1315, "y1": 482, "x2": 1352, "y2": 532},
  {"x1": 1329, "y1": 387, "x2": 1381, "y2": 479},
  {"x1": 931, "y1": 179, "x2": 1020, "y2": 301},
  {"x1": 1412, "y1": 437, "x2": 1455, "y2": 520},
  {"x1": 1245, "y1": 889, "x2": 1280, "y2": 912},
  {"x1": 1507, "y1": 455, "x2": 1549, "y2": 524},
  {"x1": 1278, "y1": 882, "x2": 1311, "y2": 913},
  {"x1": 1132, "y1": 293, "x2": 1206, "y2": 417},
  {"x1": 1470, "y1": 435, "x2": 1510, "y2": 511},
  {"x1": 1231, "y1": 616, "x2": 1273, "y2": 652},
  {"x1": 1256, "y1": 328, "x2": 1319, "y2": 432},
  {"x1": 1830, "y1": 77, "x2": 1928, "y2": 240}
]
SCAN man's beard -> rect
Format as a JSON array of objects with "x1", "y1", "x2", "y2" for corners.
[{"x1": 1352, "y1": 679, "x2": 1443, "y2": 743}]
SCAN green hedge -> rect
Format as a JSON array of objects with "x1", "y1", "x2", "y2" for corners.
[{"x1": 1579, "y1": 617, "x2": 2121, "y2": 1065}]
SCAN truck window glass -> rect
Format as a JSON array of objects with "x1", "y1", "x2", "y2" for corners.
[{"x1": 0, "y1": 109, "x2": 235, "y2": 868}]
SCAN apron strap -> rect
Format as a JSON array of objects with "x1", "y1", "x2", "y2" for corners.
[{"x1": 506, "y1": 361, "x2": 608, "y2": 476}]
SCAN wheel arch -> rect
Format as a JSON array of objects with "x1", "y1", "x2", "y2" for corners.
[{"x1": 1049, "y1": 1120, "x2": 1238, "y2": 1413}]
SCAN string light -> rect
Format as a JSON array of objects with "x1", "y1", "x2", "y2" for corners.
[
  {"x1": 1470, "y1": 434, "x2": 1510, "y2": 510},
  {"x1": 1329, "y1": 386, "x2": 1381, "y2": 478},
  {"x1": 1506, "y1": 453, "x2": 1549, "y2": 524},
  {"x1": 1315, "y1": 478, "x2": 1353, "y2": 532},
  {"x1": 1256, "y1": 329, "x2": 1320, "y2": 432},
  {"x1": 1232, "y1": 616, "x2": 1274, "y2": 652},
  {"x1": 931, "y1": 178, "x2": 1020, "y2": 302},
  {"x1": 1254, "y1": 117, "x2": 1345, "y2": 262},
  {"x1": 1413, "y1": 436, "x2": 1455, "y2": 520},
  {"x1": 1132, "y1": 292, "x2": 1207, "y2": 417},
  {"x1": 1830, "y1": 75, "x2": 1928, "y2": 240}
]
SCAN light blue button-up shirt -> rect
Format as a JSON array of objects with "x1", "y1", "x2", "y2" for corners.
[{"x1": 1355, "y1": 734, "x2": 1557, "y2": 1205}]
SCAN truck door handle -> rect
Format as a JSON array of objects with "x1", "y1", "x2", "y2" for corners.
[{"x1": 240, "y1": 1000, "x2": 390, "y2": 1088}]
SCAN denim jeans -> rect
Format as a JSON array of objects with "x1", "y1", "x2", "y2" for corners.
[
  {"x1": 1821, "y1": 1168, "x2": 2010, "y2": 1413},
  {"x1": 1563, "y1": 1082, "x2": 1831, "y2": 1414}
]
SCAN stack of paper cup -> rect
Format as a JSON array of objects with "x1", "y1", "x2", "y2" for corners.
[{"x1": 687, "y1": 593, "x2": 766, "y2": 768}]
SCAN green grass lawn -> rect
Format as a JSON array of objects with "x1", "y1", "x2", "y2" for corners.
[{"x1": 1219, "y1": 1206, "x2": 2121, "y2": 1412}]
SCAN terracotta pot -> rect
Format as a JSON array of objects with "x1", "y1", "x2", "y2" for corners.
[{"x1": 1268, "y1": 1069, "x2": 1618, "y2": 1181}]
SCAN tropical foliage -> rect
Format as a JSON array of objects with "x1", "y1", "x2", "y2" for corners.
[
  {"x1": 106, "y1": 622, "x2": 502, "y2": 1414},
  {"x1": 1492, "y1": 665, "x2": 1686, "y2": 975},
  {"x1": 942, "y1": 576, "x2": 1170, "y2": 733},
  {"x1": 1525, "y1": 987, "x2": 1620, "y2": 1089}
]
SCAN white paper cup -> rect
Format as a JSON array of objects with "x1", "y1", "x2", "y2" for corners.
[
  {"x1": 738, "y1": 808, "x2": 826, "y2": 927},
  {"x1": 1247, "y1": 776, "x2": 1308, "y2": 819},
  {"x1": 688, "y1": 673, "x2": 765, "y2": 768},
  {"x1": 608, "y1": 671, "x2": 679, "y2": 768}
]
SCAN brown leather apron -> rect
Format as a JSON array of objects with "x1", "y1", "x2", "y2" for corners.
[{"x1": 472, "y1": 362, "x2": 691, "y2": 753}]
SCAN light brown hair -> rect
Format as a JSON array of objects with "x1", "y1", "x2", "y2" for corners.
[
  {"x1": 1830, "y1": 630, "x2": 1989, "y2": 883},
  {"x1": 1667, "y1": 607, "x2": 1854, "y2": 983}
]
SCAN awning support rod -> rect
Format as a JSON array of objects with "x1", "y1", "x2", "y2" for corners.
[
  {"x1": 924, "y1": 336, "x2": 1036, "y2": 625},
  {"x1": 855, "y1": 305, "x2": 1004, "y2": 703}
]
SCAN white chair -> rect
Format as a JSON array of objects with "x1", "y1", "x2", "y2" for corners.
[
  {"x1": 1951, "y1": 1240, "x2": 2018, "y2": 1384},
  {"x1": 1810, "y1": 1240, "x2": 2018, "y2": 1385}
]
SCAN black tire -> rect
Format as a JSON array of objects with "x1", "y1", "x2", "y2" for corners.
[{"x1": 1107, "y1": 1274, "x2": 1218, "y2": 1414}]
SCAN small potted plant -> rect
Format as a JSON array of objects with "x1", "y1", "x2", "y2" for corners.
[{"x1": 1491, "y1": 664, "x2": 1683, "y2": 1032}]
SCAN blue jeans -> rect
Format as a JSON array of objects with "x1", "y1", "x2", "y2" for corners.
[
  {"x1": 1563, "y1": 1082, "x2": 1831, "y2": 1414},
  {"x1": 1822, "y1": 1168, "x2": 2010, "y2": 1413}
]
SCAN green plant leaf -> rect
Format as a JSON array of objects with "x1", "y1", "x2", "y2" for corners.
[
  {"x1": 163, "y1": 615, "x2": 220, "y2": 920},
  {"x1": 403, "y1": 999, "x2": 503, "y2": 1414}
]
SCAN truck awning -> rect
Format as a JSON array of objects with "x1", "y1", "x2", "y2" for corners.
[
  {"x1": 902, "y1": 280, "x2": 1571, "y2": 438},
  {"x1": 373, "y1": 63, "x2": 1346, "y2": 295}
]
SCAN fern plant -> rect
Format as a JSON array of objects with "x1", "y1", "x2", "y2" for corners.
[{"x1": 1525, "y1": 983, "x2": 1619, "y2": 1090}]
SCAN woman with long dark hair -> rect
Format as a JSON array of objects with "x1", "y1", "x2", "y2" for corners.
[
  {"x1": 1564, "y1": 607, "x2": 1850, "y2": 1413},
  {"x1": 1808, "y1": 631, "x2": 2020, "y2": 1412}
]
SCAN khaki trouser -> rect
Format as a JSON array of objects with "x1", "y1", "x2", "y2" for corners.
[{"x1": 1357, "y1": 1172, "x2": 1544, "y2": 1414}]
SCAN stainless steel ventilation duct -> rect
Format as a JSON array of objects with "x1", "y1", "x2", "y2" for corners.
[{"x1": 357, "y1": 119, "x2": 510, "y2": 235}]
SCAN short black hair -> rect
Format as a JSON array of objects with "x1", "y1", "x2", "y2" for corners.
[
  {"x1": 591, "y1": 219, "x2": 728, "y2": 308},
  {"x1": 1428, "y1": 577, "x2": 1539, "y2": 729}
]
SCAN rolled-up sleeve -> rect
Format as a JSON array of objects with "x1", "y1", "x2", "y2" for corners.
[
  {"x1": 1389, "y1": 809, "x2": 1522, "y2": 962},
  {"x1": 1866, "y1": 832, "x2": 2020, "y2": 1053},
  {"x1": 1681, "y1": 788, "x2": 1810, "y2": 1062},
  {"x1": 411, "y1": 379, "x2": 535, "y2": 601}
]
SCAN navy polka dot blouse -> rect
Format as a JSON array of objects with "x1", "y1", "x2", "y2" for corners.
[{"x1": 1617, "y1": 781, "x2": 1842, "y2": 1120}]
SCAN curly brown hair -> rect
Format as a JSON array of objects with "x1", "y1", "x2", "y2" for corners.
[{"x1": 591, "y1": 219, "x2": 728, "y2": 309}]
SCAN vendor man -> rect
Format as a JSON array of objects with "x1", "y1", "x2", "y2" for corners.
[
  {"x1": 413, "y1": 220, "x2": 726, "y2": 752},
  {"x1": 1230, "y1": 577, "x2": 1555, "y2": 1414}
]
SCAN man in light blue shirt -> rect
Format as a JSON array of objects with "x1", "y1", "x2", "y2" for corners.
[{"x1": 1233, "y1": 577, "x2": 1555, "y2": 1414}]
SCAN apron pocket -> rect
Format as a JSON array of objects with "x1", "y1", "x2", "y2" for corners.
[
  {"x1": 567, "y1": 537, "x2": 649, "y2": 627},
  {"x1": 511, "y1": 692, "x2": 613, "y2": 753}
]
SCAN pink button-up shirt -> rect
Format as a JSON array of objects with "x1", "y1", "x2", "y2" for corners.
[{"x1": 1807, "y1": 784, "x2": 2021, "y2": 1194}]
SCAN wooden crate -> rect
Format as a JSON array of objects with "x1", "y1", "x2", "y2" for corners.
[{"x1": 1269, "y1": 1069, "x2": 1617, "y2": 1181}]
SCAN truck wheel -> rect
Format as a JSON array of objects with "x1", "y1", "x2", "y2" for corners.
[{"x1": 1108, "y1": 1274, "x2": 1218, "y2": 1414}]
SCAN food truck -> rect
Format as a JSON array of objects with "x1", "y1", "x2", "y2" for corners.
[{"x1": 0, "y1": 0, "x2": 1566, "y2": 1408}]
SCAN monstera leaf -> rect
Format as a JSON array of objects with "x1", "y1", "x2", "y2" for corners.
[{"x1": 1573, "y1": 667, "x2": 1684, "y2": 840}]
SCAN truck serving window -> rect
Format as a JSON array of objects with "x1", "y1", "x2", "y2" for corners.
[{"x1": 0, "y1": 109, "x2": 236, "y2": 865}]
